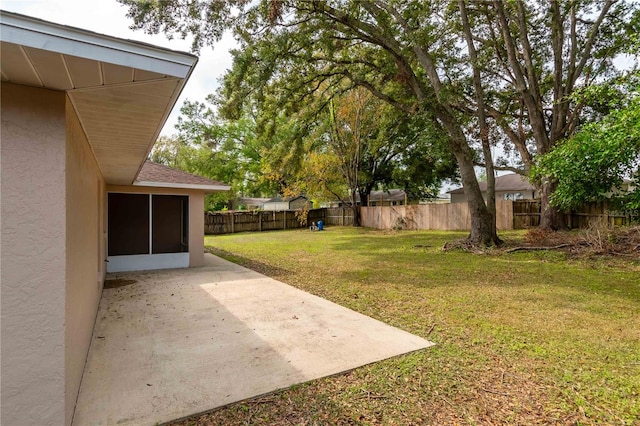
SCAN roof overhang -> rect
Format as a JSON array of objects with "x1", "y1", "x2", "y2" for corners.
[
  {"x1": 0, "y1": 10, "x2": 198, "y2": 185},
  {"x1": 133, "y1": 180, "x2": 231, "y2": 193}
]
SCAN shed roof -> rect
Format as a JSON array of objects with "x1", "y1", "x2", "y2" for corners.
[
  {"x1": 134, "y1": 161, "x2": 230, "y2": 192},
  {"x1": 448, "y1": 173, "x2": 534, "y2": 194}
]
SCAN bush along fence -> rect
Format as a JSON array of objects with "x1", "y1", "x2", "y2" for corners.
[{"x1": 204, "y1": 207, "x2": 354, "y2": 235}]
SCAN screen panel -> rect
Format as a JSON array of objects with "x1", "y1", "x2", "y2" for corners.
[
  {"x1": 108, "y1": 193, "x2": 150, "y2": 256},
  {"x1": 152, "y1": 195, "x2": 189, "y2": 254}
]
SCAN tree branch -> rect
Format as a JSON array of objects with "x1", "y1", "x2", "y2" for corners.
[
  {"x1": 367, "y1": 0, "x2": 444, "y2": 99},
  {"x1": 475, "y1": 162, "x2": 525, "y2": 175},
  {"x1": 347, "y1": 73, "x2": 415, "y2": 114}
]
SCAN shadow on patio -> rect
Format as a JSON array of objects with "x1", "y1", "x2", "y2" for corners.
[{"x1": 72, "y1": 254, "x2": 433, "y2": 425}]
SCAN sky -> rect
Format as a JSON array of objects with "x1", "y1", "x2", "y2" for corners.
[{"x1": 2, "y1": 0, "x2": 235, "y2": 136}]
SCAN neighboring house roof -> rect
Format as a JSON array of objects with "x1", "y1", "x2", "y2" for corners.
[
  {"x1": 134, "y1": 161, "x2": 230, "y2": 192},
  {"x1": 348, "y1": 189, "x2": 406, "y2": 203},
  {"x1": 367, "y1": 188, "x2": 407, "y2": 202},
  {"x1": 265, "y1": 195, "x2": 309, "y2": 203},
  {"x1": 236, "y1": 197, "x2": 271, "y2": 205},
  {"x1": 266, "y1": 196, "x2": 284, "y2": 203},
  {"x1": 447, "y1": 174, "x2": 534, "y2": 194},
  {"x1": 0, "y1": 10, "x2": 198, "y2": 185}
]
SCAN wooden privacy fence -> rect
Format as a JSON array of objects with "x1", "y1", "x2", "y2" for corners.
[
  {"x1": 361, "y1": 200, "x2": 636, "y2": 232},
  {"x1": 324, "y1": 207, "x2": 355, "y2": 226},
  {"x1": 207, "y1": 202, "x2": 635, "y2": 235},
  {"x1": 513, "y1": 200, "x2": 541, "y2": 228},
  {"x1": 513, "y1": 200, "x2": 636, "y2": 229},
  {"x1": 360, "y1": 200, "x2": 515, "y2": 231},
  {"x1": 204, "y1": 207, "x2": 354, "y2": 235}
]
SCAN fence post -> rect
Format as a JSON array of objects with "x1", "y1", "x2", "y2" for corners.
[
  {"x1": 283, "y1": 211, "x2": 287, "y2": 230},
  {"x1": 231, "y1": 213, "x2": 235, "y2": 234},
  {"x1": 341, "y1": 208, "x2": 345, "y2": 226},
  {"x1": 259, "y1": 212, "x2": 262, "y2": 232}
]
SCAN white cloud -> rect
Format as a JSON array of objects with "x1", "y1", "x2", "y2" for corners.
[{"x1": 3, "y1": 0, "x2": 234, "y2": 136}]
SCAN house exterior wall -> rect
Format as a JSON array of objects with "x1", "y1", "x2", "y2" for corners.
[
  {"x1": 370, "y1": 200, "x2": 406, "y2": 207},
  {"x1": 64, "y1": 96, "x2": 106, "y2": 425},
  {"x1": 263, "y1": 201, "x2": 290, "y2": 211},
  {"x1": 289, "y1": 198, "x2": 312, "y2": 210},
  {"x1": 451, "y1": 190, "x2": 536, "y2": 203},
  {"x1": 106, "y1": 185, "x2": 205, "y2": 268},
  {"x1": 189, "y1": 191, "x2": 205, "y2": 267},
  {"x1": 1, "y1": 83, "x2": 67, "y2": 425},
  {"x1": 450, "y1": 193, "x2": 467, "y2": 203},
  {"x1": 496, "y1": 190, "x2": 536, "y2": 201}
]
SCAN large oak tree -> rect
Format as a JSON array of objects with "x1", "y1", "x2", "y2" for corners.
[{"x1": 122, "y1": 0, "x2": 637, "y2": 242}]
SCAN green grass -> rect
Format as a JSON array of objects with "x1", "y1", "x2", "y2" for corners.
[{"x1": 178, "y1": 227, "x2": 639, "y2": 425}]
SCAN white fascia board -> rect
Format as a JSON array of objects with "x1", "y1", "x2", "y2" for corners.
[
  {"x1": 134, "y1": 181, "x2": 231, "y2": 192},
  {"x1": 0, "y1": 10, "x2": 197, "y2": 78}
]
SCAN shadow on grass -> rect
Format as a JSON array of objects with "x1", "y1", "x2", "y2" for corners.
[
  {"x1": 321, "y1": 229, "x2": 640, "y2": 304},
  {"x1": 205, "y1": 246, "x2": 293, "y2": 279}
]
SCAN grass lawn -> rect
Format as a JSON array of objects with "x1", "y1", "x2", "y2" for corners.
[{"x1": 180, "y1": 227, "x2": 638, "y2": 425}]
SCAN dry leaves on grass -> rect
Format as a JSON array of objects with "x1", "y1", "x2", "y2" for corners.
[
  {"x1": 443, "y1": 226, "x2": 640, "y2": 259},
  {"x1": 524, "y1": 225, "x2": 640, "y2": 258}
]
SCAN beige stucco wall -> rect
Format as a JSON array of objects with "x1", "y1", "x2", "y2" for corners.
[
  {"x1": 106, "y1": 185, "x2": 205, "y2": 267},
  {"x1": 189, "y1": 191, "x2": 205, "y2": 267},
  {"x1": 1, "y1": 83, "x2": 67, "y2": 425},
  {"x1": 65, "y1": 96, "x2": 106, "y2": 425}
]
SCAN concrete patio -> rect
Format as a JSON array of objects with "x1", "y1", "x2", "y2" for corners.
[{"x1": 72, "y1": 254, "x2": 434, "y2": 425}]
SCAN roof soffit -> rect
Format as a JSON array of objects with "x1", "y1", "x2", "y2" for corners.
[
  {"x1": 67, "y1": 79, "x2": 182, "y2": 185},
  {"x1": 1, "y1": 10, "x2": 199, "y2": 185}
]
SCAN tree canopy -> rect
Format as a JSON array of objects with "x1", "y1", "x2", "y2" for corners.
[
  {"x1": 122, "y1": 0, "x2": 639, "y2": 242},
  {"x1": 150, "y1": 97, "x2": 278, "y2": 210},
  {"x1": 533, "y1": 73, "x2": 640, "y2": 212},
  {"x1": 272, "y1": 87, "x2": 457, "y2": 224}
]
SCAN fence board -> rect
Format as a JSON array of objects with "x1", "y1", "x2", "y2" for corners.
[
  {"x1": 513, "y1": 200, "x2": 633, "y2": 229},
  {"x1": 206, "y1": 202, "x2": 632, "y2": 235},
  {"x1": 360, "y1": 201, "x2": 514, "y2": 231},
  {"x1": 205, "y1": 208, "x2": 334, "y2": 235},
  {"x1": 513, "y1": 200, "x2": 541, "y2": 229},
  {"x1": 324, "y1": 207, "x2": 354, "y2": 226}
]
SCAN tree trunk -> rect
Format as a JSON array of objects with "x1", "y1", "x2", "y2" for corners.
[
  {"x1": 440, "y1": 113, "x2": 501, "y2": 246},
  {"x1": 467, "y1": 192, "x2": 500, "y2": 245},
  {"x1": 455, "y1": 148, "x2": 501, "y2": 246},
  {"x1": 539, "y1": 180, "x2": 568, "y2": 230},
  {"x1": 459, "y1": 0, "x2": 498, "y2": 244},
  {"x1": 351, "y1": 191, "x2": 363, "y2": 226}
]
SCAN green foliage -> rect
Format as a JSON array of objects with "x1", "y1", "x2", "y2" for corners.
[
  {"x1": 257, "y1": 88, "x2": 457, "y2": 207},
  {"x1": 386, "y1": 110, "x2": 458, "y2": 200},
  {"x1": 150, "y1": 98, "x2": 281, "y2": 210},
  {"x1": 534, "y1": 73, "x2": 640, "y2": 211},
  {"x1": 121, "y1": 0, "x2": 639, "y2": 237}
]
